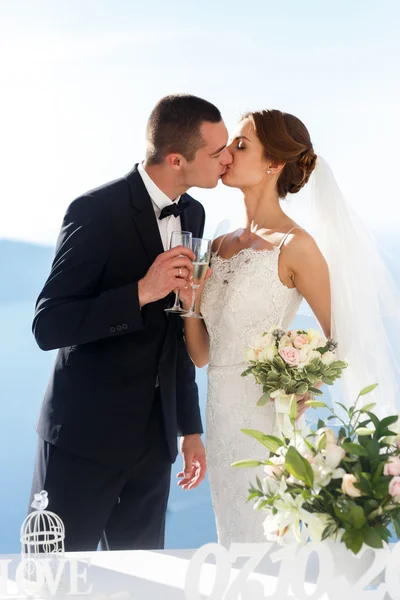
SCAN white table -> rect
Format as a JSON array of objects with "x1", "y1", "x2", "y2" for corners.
[{"x1": 0, "y1": 543, "x2": 394, "y2": 599}]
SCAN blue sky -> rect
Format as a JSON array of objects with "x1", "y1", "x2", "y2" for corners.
[{"x1": 1, "y1": 0, "x2": 399, "y2": 243}]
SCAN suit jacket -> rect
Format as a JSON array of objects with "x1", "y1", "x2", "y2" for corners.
[{"x1": 33, "y1": 165, "x2": 205, "y2": 467}]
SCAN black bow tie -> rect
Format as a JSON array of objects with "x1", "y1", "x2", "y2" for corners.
[{"x1": 159, "y1": 198, "x2": 189, "y2": 220}]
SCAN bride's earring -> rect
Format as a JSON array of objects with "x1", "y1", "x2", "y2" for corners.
[{"x1": 267, "y1": 169, "x2": 271, "y2": 175}]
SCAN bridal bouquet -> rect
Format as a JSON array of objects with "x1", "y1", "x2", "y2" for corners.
[
  {"x1": 233, "y1": 384, "x2": 400, "y2": 554},
  {"x1": 242, "y1": 327, "x2": 348, "y2": 405}
]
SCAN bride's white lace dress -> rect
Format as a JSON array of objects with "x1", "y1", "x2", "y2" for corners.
[{"x1": 201, "y1": 238, "x2": 303, "y2": 547}]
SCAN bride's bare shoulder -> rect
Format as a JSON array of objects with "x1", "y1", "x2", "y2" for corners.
[{"x1": 283, "y1": 227, "x2": 325, "y2": 261}]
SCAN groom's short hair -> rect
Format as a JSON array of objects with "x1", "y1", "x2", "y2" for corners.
[{"x1": 145, "y1": 94, "x2": 222, "y2": 165}]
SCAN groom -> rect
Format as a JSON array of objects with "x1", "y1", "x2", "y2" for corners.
[{"x1": 30, "y1": 94, "x2": 232, "y2": 551}]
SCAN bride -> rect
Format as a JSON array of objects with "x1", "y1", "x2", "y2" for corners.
[{"x1": 179, "y1": 109, "x2": 400, "y2": 547}]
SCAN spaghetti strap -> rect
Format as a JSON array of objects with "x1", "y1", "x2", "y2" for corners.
[
  {"x1": 278, "y1": 226, "x2": 301, "y2": 249},
  {"x1": 215, "y1": 233, "x2": 228, "y2": 255}
]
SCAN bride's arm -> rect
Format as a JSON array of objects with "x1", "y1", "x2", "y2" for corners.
[{"x1": 284, "y1": 232, "x2": 331, "y2": 338}]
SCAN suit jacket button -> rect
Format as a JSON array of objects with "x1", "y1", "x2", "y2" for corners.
[
  {"x1": 116, "y1": 325, "x2": 123, "y2": 332},
  {"x1": 110, "y1": 326, "x2": 116, "y2": 333},
  {"x1": 122, "y1": 323, "x2": 128, "y2": 330}
]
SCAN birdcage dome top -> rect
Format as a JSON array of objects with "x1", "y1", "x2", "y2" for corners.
[{"x1": 20, "y1": 490, "x2": 65, "y2": 551}]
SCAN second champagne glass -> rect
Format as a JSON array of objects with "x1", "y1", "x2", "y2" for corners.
[
  {"x1": 182, "y1": 237, "x2": 212, "y2": 319},
  {"x1": 165, "y1": 231, "x2": 192, "y2": 314}
]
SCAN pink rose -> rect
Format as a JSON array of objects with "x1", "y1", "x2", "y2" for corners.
[
  {"x1": 341, "y1": 474, "x2": 361, "y2": 498},
  {"x1": 293, "y1": 334, "x2": 310, "y2": 349},
  {"x1": 279, "y1": 346, "x2": 300, "y2": 367},
  {"x1": 389, "y1": 476, "x2": 400, "y2": 501},
  {"x1": 384, "y1": 457, "x2": 400, "y2": 477}
]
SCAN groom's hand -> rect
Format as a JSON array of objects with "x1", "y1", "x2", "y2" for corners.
[
  {"x1": 138, "y1": 246, "x2": 194, "y2": 307},
  {"x1": 177, "y1": 434, "x2": 207, "y2": 490}
]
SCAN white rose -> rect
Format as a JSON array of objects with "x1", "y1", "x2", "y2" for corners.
[
  {"x1": 321, "y1": 351, "x2": 336, "y2": 365},
  {"x1": 307, "y1": 329, "x2": 320, "y2": 347},
  {"x1": 251, "y1": 334, "x2": 275, "y2": 351},
  {"x1": 298, "y1": 346, "x2": 320, "y2": 367},
  {"x1": 279, "y1": 335, "x2": 291, "y2": 349},
  {"x1": 259, "y1": 345, "x2": 278, "y2": 362},
  {"x1": 245, "y1": 347, "x2": 258, "y2": 362},
  {"x1": 324, "y1": 443, "x2": 345, "y2": 469},
  {"x1": 341, "y1": 474, "x2": 361, "y2": 498},
  {"x1": 262, "y1": 333, "x2": 275, "y2": 347}
]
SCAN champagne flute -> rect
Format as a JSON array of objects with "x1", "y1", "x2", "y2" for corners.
[
  {"x1": 165, "y1": 231, "x2": 192, "y2": 314},
  {"x1": 182, "y1": 237, "x2": 212, "y2": 319}
]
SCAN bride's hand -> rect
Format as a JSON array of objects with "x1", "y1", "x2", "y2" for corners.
[
  {"x1": 179, "y1": 268, "x2": 212, "y2": 312},
  {"x1": 295, "y1": 381, "x2": 324, "y2": 420}
]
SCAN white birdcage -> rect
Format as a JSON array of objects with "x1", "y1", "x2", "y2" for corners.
[{"x1": 20, "y1": 490, "x2": 65, "y2": 592}]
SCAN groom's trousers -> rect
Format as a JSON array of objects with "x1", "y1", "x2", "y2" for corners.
[{"x1": 29, "y1": 388, "x2": 172, "y2": 551}]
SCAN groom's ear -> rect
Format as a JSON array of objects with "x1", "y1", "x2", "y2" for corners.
[{"x1": 166, "y1": 153, "x2": 183, "y2": 170}]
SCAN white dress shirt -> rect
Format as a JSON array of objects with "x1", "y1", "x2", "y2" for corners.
[{"x1": 137, "y1": 162, "x2": 182, "y2": 250}]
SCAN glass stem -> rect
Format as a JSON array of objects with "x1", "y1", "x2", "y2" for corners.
[
  {"x1": 189, "y1": 285, "x2": 198, "y2": 314},
  {"x1": 172, "y1": 290, "x2": 180, "y2": 309}
]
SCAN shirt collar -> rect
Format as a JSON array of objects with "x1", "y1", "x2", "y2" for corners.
[{"x1": 137, "y1": 162, "x2": 181, "y2": 212}]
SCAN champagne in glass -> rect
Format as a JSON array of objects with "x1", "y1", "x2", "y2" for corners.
[
  {"x1": 182, "y1": 237, "x2": 212, "y2": 319},
  {"x1": 165, "y1": 231, "x2": 192, "y2": 314},
  {"x1": 192, "y1": 262, "x2": 209, "y2": 285}
]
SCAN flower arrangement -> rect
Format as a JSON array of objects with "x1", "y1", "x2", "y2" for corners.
[
  {"x1": 242, "y1": 327, "x2": 347, "y2": 405},
  {"x1": 233, "y1": 384, "x2": 400, "y2": 554}
]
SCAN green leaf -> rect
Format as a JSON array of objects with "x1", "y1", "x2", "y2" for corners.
[
  {"x1": 374, "y1": 476, "x2": 391, "y2": 498},
  {"x1": 390, "y1": 514, "x2": 400, "y2": 539},
  {"x1": 309, "y1": 387, "x2": 324, "y2": 396},
  {"x1": 256, "y1": 393, "x2": 271, "y2": 407},
  {"x1": 305, "y1": 400, "x2": 327, "y2": 408},
  {"x1": 335, "y1": 402, "x2": 350, "y2": 416},
  {"x1": 289, "y1": 394, "x2": 298, "y2": 421},
  {"x1": 241, "y1": 430, "x2": 284, "y2": 453},
  {"x1": 376, "y1": 416, "x2": 400, "y2": 439},
  {"x1": 362, "y1": 526, "x2": 384, "y2": 549},
  {"x1": 354, "y1": 474, "x2": 372, "y2": 495},
  {"x1": 364, "y1": 438, "x2": 380, "y2": 461},
  {"x1": 341, "y1": 529, "x2": 364, "y2": 554},
  {"x1": 360, "y1": 403, "x2": 377, "y2": 413},
  {"x1": 295, "y1": 382, "x2": 308, "y2": 395},
  {"x1": 364, "y1": 499, "x2": 379, "y2": 517},
  {"x1": 341, "y1": 441, "x2": 369, "y2": 457},
  {"x1": 371, "y1": 463, "x2": 384, "y2": 485},
  {"x1": 317, "y1": 419, "x2": 325, "y2": 430},
  {"x1": 285, "y1": 446, "x2": 314, "y2": 487},
  {"x1": 334, "y1": 501, "x2": 365, "y2": 529},
  {"x1": 367, "y1": 412, "x2": 380, "y2": 429},
  {"x1": 359, "y1": 384, "x2": 379, "y2": 396},
  {"x1": 231, "y1": 459, "x2": 264, "y2": 468}
]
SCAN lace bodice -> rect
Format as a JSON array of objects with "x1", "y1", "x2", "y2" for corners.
[{"x1": 201, "y1": 246, "x2": 302, "y2": 367}]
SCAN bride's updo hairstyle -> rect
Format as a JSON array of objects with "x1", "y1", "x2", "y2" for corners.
[{"x1": 243, "y1": 109, "x2": 317, "y2": 198}]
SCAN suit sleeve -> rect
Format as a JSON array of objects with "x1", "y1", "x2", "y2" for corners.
[
  {"x1": 175, "y1": 201, "x2": 206, "y2": 435},
  {"x1": 32, "y1": 194, "x2": 144, "y2": 351}
]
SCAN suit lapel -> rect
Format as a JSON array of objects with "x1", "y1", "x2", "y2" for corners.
[{"x1": 125, "y1": 165, "x2": 164, "y2": 265}]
